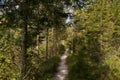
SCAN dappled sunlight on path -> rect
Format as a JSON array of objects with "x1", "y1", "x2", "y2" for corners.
[{"x1": 52, "y1": 49, "x2": 68, "y2": 80}]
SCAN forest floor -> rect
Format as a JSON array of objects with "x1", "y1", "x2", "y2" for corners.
[{"x1": 52, "y1": 49, "x2": 68, "y2": 80}]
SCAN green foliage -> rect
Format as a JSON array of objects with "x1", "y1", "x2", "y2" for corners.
[
  {"x1": 0, "y1": 0, "x2": 120, "y2": 80},
  {"x1": 39, "y1": 56, "x2": 60, "y2": 80},
  {"x1": 23, "y1": 55, "x2": 60, "y2": 80},
  {"x1": 67, "y1": 32, "x2": 103, "y2": 80},
  {"x1": 58, "y1": 44, "x2": 65, "y2": 55},
  {"x1": 0, "y1": 29, "x2": 20, "y2": 80},
  {"x1": 67, "y1": 0, "x2": 120, "y2": 80}
]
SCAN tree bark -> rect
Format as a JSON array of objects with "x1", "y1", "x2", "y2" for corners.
[
  {"x1": 36, "y1": 34, "x2": 39, "y2": 55},
  {"x1": 20, "y1": 13, "x2": 28, "y2": 80},
  {"x1": 46, "y1": 28, "x2": 49, "y2": 59},
  {"x1": 52, "y1": 28, "x2": 55, "y2": 57},
  {"x1": 20, "y1": 3, "x2": 28, "y2": 80}
]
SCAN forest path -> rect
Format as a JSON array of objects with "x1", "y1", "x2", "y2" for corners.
[{"x1": 52, "y1": 49, "x2": 68, "y2": 80}]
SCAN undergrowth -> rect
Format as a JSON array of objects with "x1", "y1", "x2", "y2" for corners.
[{"x1": 39, "y1": 56, "x2": 60, "y2": 80}]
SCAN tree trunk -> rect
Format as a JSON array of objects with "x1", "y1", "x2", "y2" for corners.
[
  {"x1": 46, "y1": 28, "x2": 49, "y2": 60},
  {"x1": 55, "y1": 28, "x2": 60, "y2": 55},
  {"x1": 19, "y1": 1, "x2": 29, "y2": 79},
  {"x1": 20, "y1": 15, "x2": 28, "y2": 80},
  {"x1": 52, "y1": 28, "x2": 55, "y2": 57},
  {"x1": 36, "y1": 34, "x2": 39, "y2": 55}
]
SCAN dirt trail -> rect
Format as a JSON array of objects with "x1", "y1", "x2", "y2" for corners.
[{"x1": 52, "y1": 50, "x2": 68, "y2": 80}]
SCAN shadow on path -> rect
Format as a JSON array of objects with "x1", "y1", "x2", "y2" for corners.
[{"x1": 52, "y1": 49, "x2": 68, "y2": 80}]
